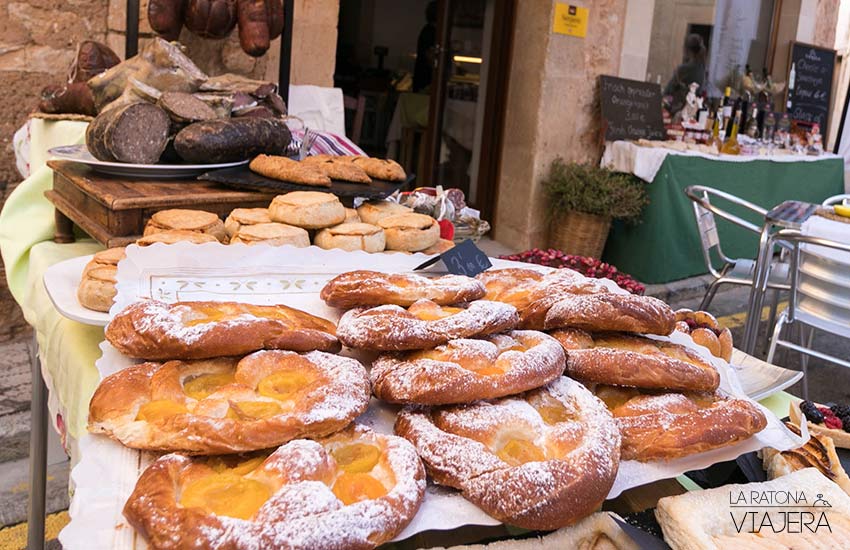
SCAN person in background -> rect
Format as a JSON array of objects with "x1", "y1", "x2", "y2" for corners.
[
  {"x1": 664, "y1": 34, "x2": 707, "y2": 115},
  {"x1": 413, "y1": 1, "x2": 438, "y2": 92}
]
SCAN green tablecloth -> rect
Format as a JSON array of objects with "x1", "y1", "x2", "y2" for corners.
[{"x1": 602, "y1": 155, "x2": 845, "y2": 284}]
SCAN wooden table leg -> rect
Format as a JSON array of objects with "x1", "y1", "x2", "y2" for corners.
[{"x1": 53, "y1": 209, "x2": 75, "y2": 243}]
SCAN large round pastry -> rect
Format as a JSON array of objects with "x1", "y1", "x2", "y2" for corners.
[
  {"x1": 521, "y1": 293, "x2": 676, "y2": 335},
  {"x1": 674, "y1": 308, "x2": 734, "y2": 362},
  {"x1": 378, "y1": 213, "x2": 440, "y2": 252},
  {"x1": 268, "y1": 191, "x2": 346, "y2": 229},
  {"x1": 337, "y1": 299, "x2": 518, "y2": 351},
  {"x1": 89, "y1": 350, "x2": 370, "y2": 454},
  {"x1": 595, "y1": 385, "x2": 767, "y2": 462},
  {"x1": 320, "y1": 270, "x2": 485, "y2": 308},
  {"x1": 124, "y1": 425, "x2": 425, "y2": 550},
  {"x1": 551, "y1": 328, "x2": 719, "y2": 392},
  {"x1": 105, "y1": 300, "x2": 340, "y2": 360},
  {"x1": 372, "y1": 330, "x2": 565, "y2": 405},
  {"x1": 395, "y1": 377, "x2": 620, "y2": 529},
  {"x1": 143, "y1": 209, "x2": 227, "y2": 243},
  {"x1": 477, "y1": 268, "x2": 607, "y2": 312}
]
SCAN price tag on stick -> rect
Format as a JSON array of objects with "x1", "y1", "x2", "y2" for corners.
[{"x1": 412, "y1": 239, "x2": 492, "y2": 277}]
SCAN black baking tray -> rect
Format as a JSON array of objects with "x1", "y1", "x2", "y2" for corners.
[{"x1": 198, "y1": 165, "x2": 413, "y2": 200}]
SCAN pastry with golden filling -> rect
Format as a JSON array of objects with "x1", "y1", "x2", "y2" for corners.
[
  {"x1": 378, "y1": 213, "x2": 440, "y2": 252},
  {"x1": 143, "y1": 209, "x2": 227, "y2": 243},
  {"x1": 105, "y1": 299, "x2": 340, "y2": 360},
  {"x1": 395, "y1": 376, "x2": 620, "y2": 529},
  {"x1": 673, "y1": 309, "x2": 733, "y2": 362},
  {"x1": 337, "y1": 299, "x2": 518, "y2": 351},
  {"x1": 224, "y1": 208, "x2": 272, "y2": 237},
  {"x1": 320, "y1": 270, "x2": 485, "y2": 308},
  {"x1": 372, "y1": 330, "x2": 565, "y2": 405},
  {"x1": 595, "y1": 385, "x2": 767, "y2": 461},
  {"x1": 89, "y1": 350, "x2": 370, "y2": 454},
  {"x1": 123, "y1": 425, "x2": 425, "y2": 549},
  {"x1": 477, "y1": 268, "x2": 608, "y2": 312},
  {"x1": 521, "y1": 292, "x2": 676, "y2": 335},
  {"x1": 551, "y1": 328, "x2": 719, "y2": 392}
]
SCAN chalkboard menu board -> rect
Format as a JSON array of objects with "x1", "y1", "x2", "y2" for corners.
[
  {"x1": 786, "y1": 42, "x2": 836, "y2": 130},
  {"x1": 598, "y1": 75, "x2": 666, "y2": 141}
]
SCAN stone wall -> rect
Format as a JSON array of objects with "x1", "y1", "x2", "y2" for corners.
[
  {"x1": 0, "y1": 0, "x2": 338, "y2": 342},
  {"x1": 493, "y1": 0, "x2": 627, "y2": 251}
]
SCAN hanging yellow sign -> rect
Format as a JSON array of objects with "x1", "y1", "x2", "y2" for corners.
[{"x1": 553, "y1": 4, "x2": 588, "y2": 38}]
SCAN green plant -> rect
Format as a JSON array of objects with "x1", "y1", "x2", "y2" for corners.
[{"x1": 542, "y1": 158, "x2": 649, "y2": 223}]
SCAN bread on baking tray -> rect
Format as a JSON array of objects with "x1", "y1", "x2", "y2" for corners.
[
  {"x1": 224, "y1": 207, "x2": 272, "y2": 237},
  {"x1": 372, "y1": 330, "x2": 565, "y2": 405},
  {"x1": 379, "y1": 213, "x2": 441, "y2": 252},
  {"x1": 337, "y1": 298, "x2": 518, "y2": 351},
  {"x1": 655, "y1": 469, "x2": 850, "y2": 549},
  {"x1": 136, "y1": 230, "x2": 219, "y2": 246},
  {"x1": 595, "y1": 385, "x2": 767, "y2": 461},
  {"x1": 89, "y1": 350, "x2": 370, "y2": 454},
  {"x1": 230, "y1": 222, "x2": 310, "y2": 247},
  {"x1": 302, "y1": 154, "x2": 372, "y2": 183},
  {"x1": 105, "y1": 300, "x2": 340, "y2": 360},
  {"x1": 123, "y1": 425, "x2": 425, "y2": 549},
  {"x1": 551, "y1": 328, "x2": 720, "y2": 392},
  {"x1": 249, "y1": 154, "x2": 331, "y2": 187},
  {"x1": 313, "y1": 222, "x2": 386, "y2": 253},
  {"x1": 268, "y1": 191, "x2": 346, "y2": 229},
  {"x1": 356, "y1": 200, "x2": 413, "y2": 225},
  {"x1": 320, "y1": 270, "x2": 486, "y2": 308},
  {"x1": 143, "y1": 209, "x2": 227, "y2": 243},
  {"x1": 396, "y1": 376, "x2": 620, "y2": 530},
  {"x1": 349, "y1": 156, "x2": 407, "y2": 181}
]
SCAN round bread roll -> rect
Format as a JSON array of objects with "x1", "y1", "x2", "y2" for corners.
[
  {"x1": 313, "y1": 223, "x2": 386, "y2": 252},
  {"x1": 343, "y1": 207, "x2": 360, "y2": 223},
  {"x1": 378, "y1": 213, "x2": 440, "y2": 252},
  {"x1": 82, "y1": 247, "x2": 125, "y2": 278},
  {"x1": 224, "y1": 208, "x2": 272, "y2": 237},
  {"x1": 230, "y1": 223, "x2": 310, "y2": 247},
  {"x1": 356, "y1": 201, "x2": 412, "y2": 225},
  {"x1": 77, "y1": 265, "x2": 117, "y2": 312},
  {"x1": 269, "y1": 192, "x2": 346, "y2": 229},
  {"x1": 144, "y1": 209, "x2": 227, "y2": 242},
  {"x1": 136, "y1": 230, "x2": 219, "y2": 246},
  {"x1": 421, "y1": 238, "x2": 455, "y2": 255}
]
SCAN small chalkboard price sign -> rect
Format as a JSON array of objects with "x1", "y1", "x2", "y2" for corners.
[
  {"x1": 413, "y1": 239, "x2": 492, "y2": 277},
  {"x1": 599, "y1": 75, "x2": 666, "y2": 141},
  {"x1": 786, "y1": 42, "x2": 836, "y2": 130}
]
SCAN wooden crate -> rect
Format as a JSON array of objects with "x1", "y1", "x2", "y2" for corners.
[{"x1": 45, "y1": 161, "x2": 276, "y2": 247}]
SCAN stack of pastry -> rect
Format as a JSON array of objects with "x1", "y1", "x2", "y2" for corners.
[
  {"x1": 476, "y1": 268, "x2": 767, "y2": 462},
  {"x1": 77, "y1": 247, "x2": 126, "y2": 312},
  {"x1": 89, "y1": 299, "x2": 427, "y2": 549},
  {"x1": 322, "y1": 270, "x2": 622, "y2": 530}
]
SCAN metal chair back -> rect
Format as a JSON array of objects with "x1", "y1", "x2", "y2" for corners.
[{"x1": 684, "y1": 185, "x2": 767, "y2": 278}]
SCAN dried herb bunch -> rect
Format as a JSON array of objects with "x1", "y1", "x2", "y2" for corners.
[{"x1": 542, "y1": 158, "x2": 649, "y2": 223}]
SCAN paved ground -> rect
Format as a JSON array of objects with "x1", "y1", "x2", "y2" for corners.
[{"x1": 0, "y1": 268, "x2": 848, "y2": 533}]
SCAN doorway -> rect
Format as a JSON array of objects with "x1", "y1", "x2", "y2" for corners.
[{"x1": 333, "y1": 0, "x2": 515, "y2": 223}]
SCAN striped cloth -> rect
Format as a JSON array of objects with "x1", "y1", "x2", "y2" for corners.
[{"x1": 288, "y1": 127, "x2": 367, "y2": 157}]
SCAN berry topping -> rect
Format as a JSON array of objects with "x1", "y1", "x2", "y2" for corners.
[
  {"x1": 830, "y1": 404, "x2": 850, "y2": 418},
  {"x1": 824, "y1": 416, "x2": 843, "y2": 430},
  {"x1": 800, "y1": 400, "x2": 824, "y2": 424}
]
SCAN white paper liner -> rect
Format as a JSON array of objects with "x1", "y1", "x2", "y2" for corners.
[{"x1": 60, "y1": 243, "x2": 806, "y2": 549}]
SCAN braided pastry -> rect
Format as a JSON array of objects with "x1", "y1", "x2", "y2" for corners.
[
  {"x1": 477, "y1": 268, "x2": 607, "y2": 311},
  {"x1": 674, "y1": 309, "x2": 733, "y2": 362},
  {"x1": 372, "y1": 331, "x2": 565, "y2": 405},
  {"x1": 595, "y1": 385, "x2": 767, "y2": 461},
  {"x1": 320, "y1": 270, "x2": 485, "y2": 308},
  {"x1": 337, "y1": 299, "x2": 518, "y2": 351},
  {"x1": 88, "y1": 350, "x2": 370, "y2": 454},
  {"x1": 106, "y1": 300, "x2": 340, "y2": 360},
  {"x1": 124, "y1": 425, "x2": 425, "y2": 550},
  {"x1": 551, "y1": 328, "x2": 719, "y2": 392},
  {"x1": 395, "y1": 377, "x2": 620, "y2": 529},
  {"x1": 521, "y1": 293, "x2": 675, "y2": 335}
]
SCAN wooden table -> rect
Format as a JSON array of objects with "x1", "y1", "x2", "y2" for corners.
[{"x1": 44, "y1": 161, "x2": 276, "y2": 247}]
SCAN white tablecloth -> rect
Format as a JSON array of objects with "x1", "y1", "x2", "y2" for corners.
[{"x1": 601, "y1": 140, "x2": 842, "y2": 182}]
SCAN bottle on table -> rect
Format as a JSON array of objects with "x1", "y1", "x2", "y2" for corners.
[
  {"x1": 763, "y1": 110, "x2": 776, "y2": 144},
  {"x1": 776, "y1": 113, "x2": 791, "y2": 148},
  {"x1": 719, "y1": 87, "x2": 733, "y2": 140},
  {"x1": 787, "y1": 62, "x2": 796, "y2": 109},
  {"x1": 745, "y1": 104, "x2": 759, "y2": 139},
  {"x1": 720, "y1": 107, "x2": 742, "y2": 155}
]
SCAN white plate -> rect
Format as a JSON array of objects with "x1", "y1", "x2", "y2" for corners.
[
  {"x1": 731, "y1": 348, "x2": 804, "y2": 401},
  {"x1": 43, "y1": 255, "x2": 109, "y2": 326},
  {"x1": 48, "y1": 144, "x2": 249, "y2": 179}
]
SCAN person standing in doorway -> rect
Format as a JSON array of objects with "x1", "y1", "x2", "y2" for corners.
[
  {"x1": 413, "y1": 1, "x2": 438, "y2": 92},
  {"x1": 664, "y1": 34, "x2": 707, "y2": 115}
]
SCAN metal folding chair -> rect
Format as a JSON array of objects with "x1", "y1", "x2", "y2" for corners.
[
  {"x1": 766, "y1": 229, "x2": 850, "y2": 399},
  {"x1": 684, "y1": 186, "x2": 791, "y2": 325}
]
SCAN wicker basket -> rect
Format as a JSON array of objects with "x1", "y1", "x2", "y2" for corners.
[{"x1": 548, "y1": 210, "x2": 612, "y2": 259}]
